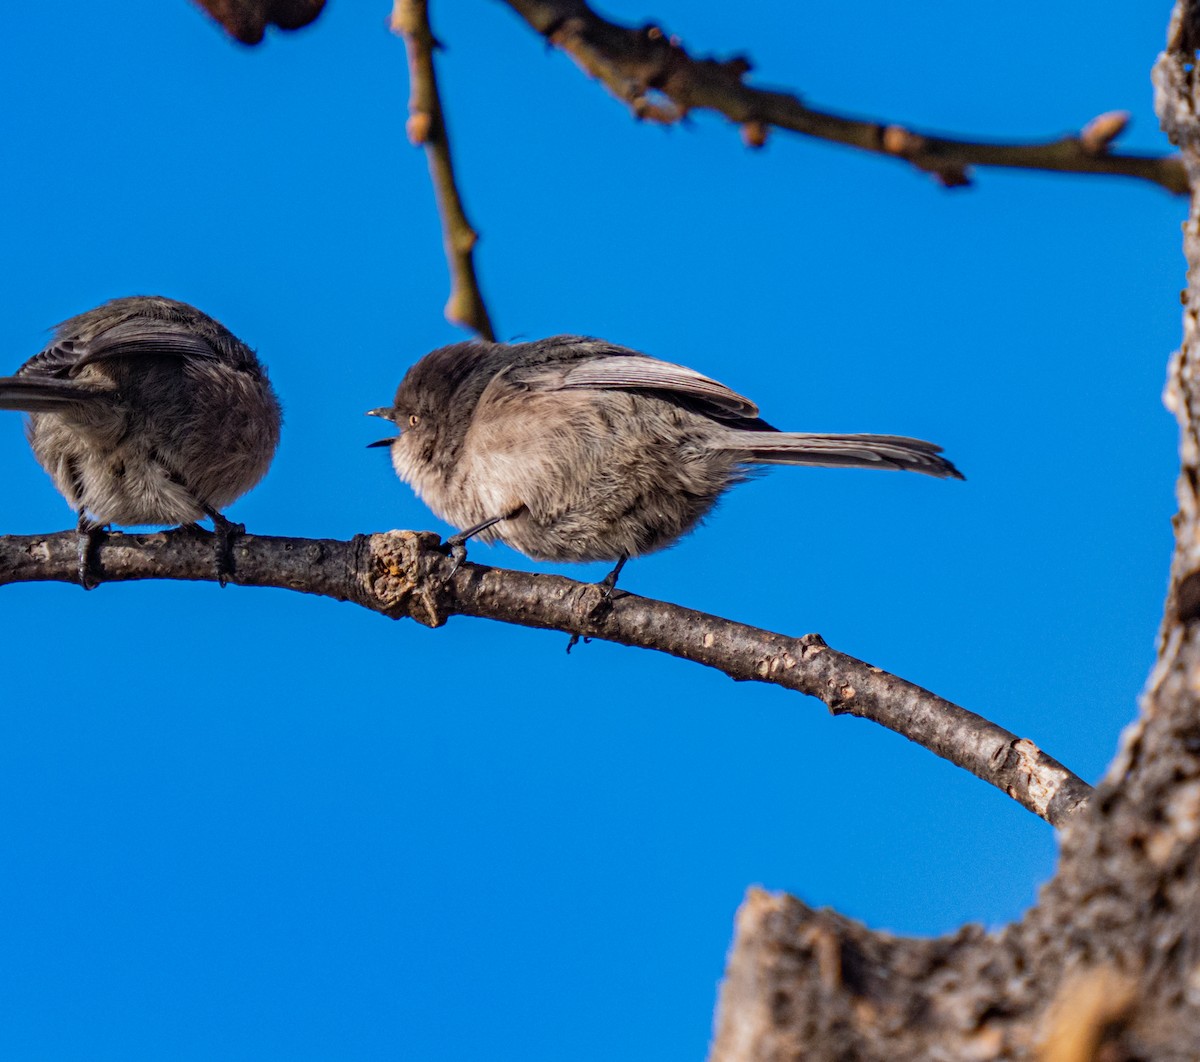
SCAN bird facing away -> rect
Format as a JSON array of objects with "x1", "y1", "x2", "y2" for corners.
[
  {"x1": 368, "y1": 335, "x2": 962, "y2": 587},
  {"x1": 0, "y1": 296, "x2": 282, "y2": 586}
]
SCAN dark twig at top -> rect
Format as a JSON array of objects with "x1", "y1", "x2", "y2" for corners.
[
  {"x1": 0, "y1": 527, "x2": 1092, "y2": 826},
  {"x1": 392, "y1": 0, "x2": 497, "y2": 340},
  {"x1": 191, "y1": 0, "x2": 326, "y2": 45},
  {"x1": 496, "y1": 0, "x2": 1188, "y2": 194}
]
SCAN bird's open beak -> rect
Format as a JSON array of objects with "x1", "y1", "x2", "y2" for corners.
[{"x1": 366, "y1": 408, "x2": 398, "y2": 447}]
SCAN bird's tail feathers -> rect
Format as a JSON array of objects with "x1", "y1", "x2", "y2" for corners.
[
  {"x1": 720, "y1": 431, "x2": 964, "y2": 480},
  {"x1": 0, "y1": 377, "x2": 106, "y2": 413}
]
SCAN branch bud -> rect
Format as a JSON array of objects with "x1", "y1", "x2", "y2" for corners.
[
  {"x1": 407, "y1": 111, "x2": 433, "y2": 145},
  {"x1": 742, "y1": 121, "x2": 768, "y2": 149},
  {"x1": 1080, "y1": 110, "x2": 1130, "y2": 154}
]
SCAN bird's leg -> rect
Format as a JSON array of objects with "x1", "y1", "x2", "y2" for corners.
[
  {"x1": 597, "y1": 554, "x2": 629, "y2": 599},
  {"x1": 203, "y1": 505, "x2": 244, "y2": 588},
  {"x1": 156, "y1": 464, "x2": 241, "y2": 588},
  {"x1": 75, "y1": 511, "x2": 103, "y2": 590},
  {"x1": 442, "y1": 508, "x2": 523, "y2": 578}
]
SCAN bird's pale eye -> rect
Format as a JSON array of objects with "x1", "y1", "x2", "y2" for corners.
[{"x1": 408, "y1": 413, "x2": 421, "y2": 429}]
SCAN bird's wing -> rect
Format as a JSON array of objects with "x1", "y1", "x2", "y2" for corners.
[
  {"x1": 524, "y1": 354, "x2": 760, "y2": 419},
  {"x1": 20, "y1": 319, "x2": 219, "y2": 378}
]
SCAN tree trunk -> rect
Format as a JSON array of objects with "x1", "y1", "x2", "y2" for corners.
[{"x1": 709, "y1": 5, "x2": 1200, "y2": 1059}]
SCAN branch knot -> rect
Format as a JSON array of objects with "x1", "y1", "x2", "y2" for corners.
[{"x1": 364, "y1": 530, "x2": 449, "y2": 627}]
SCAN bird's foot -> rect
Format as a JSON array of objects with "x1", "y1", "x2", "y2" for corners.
[
  {"x1": 442, "y1": 534, "x2": 470, "y2": 581},
  {"x1": 207, "y1": 510, "x2": 245, "y2": 588},
  {"x1": 439, "y1": 511, "x2": 522, "y2": 582},
  {"x1": 596, "y1": 554, "x2": 629, "y2": 601},
  {"x1": 75, "y1": 518, "x2": 105, "y2": 590},
  {"x1": 567, "y1": 557, "x2": 630, "y2": 653}
]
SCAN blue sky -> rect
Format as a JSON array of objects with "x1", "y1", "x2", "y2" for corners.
[{"x1": 0, "y1": 2, "x2": 1185, "y2": 1058}]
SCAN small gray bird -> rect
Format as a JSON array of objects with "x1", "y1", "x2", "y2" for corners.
[
  {"x1": 368, "y1": 335, "x2": 961, "y2": 587},
  {"x1": 0, "y1": 296, "x2": 282, "y2": 586}
]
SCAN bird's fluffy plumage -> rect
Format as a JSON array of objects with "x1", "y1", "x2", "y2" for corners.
[
  {"x1": 2, "y1": 295, "x2": 282, "y2": 527},
  {"x1": 373, "y1": 336, "x2": 961, "y2": 565}
]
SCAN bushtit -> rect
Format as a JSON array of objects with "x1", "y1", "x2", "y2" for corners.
[
  {"x1": 368, "y1": 335, "x2": 961, "y2": 586},
  {"x1": 0, "y1": 295, "x2": 282, "y2": 586}
]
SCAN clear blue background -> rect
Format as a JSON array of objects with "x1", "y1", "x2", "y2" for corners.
[{"x1": 0, "y1": 2, "x2": 1183, "y2": 1058}]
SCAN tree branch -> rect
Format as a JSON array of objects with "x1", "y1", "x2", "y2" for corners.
[
  {"x1": 391, "y1": 0, "x2": 497, "y2": 340},
  {"x1": 0, "y1": 527, "x2": 1090, "y2": 825},
  {"x1": 496, "y1": 0, "x2": 1189, "y2": 194}
]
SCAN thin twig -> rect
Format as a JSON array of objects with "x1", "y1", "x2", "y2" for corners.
[
  {"x1": 0, "y1": 527, "x2": 1092, "y2": 825},
  {"x1": 392, "y1": 0, "x2": 497, "y2": 339},
  {"x1": 495, "y1": 0, "x2": 1188, "y2": 194}
]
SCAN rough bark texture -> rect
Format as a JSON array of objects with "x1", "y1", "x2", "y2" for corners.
[{"x1": 708, "y1": 6, "x2": 1200, "y2": 1058}]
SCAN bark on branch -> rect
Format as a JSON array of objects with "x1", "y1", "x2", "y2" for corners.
[
  {"x1": 391, "y1": 0, "x2": 497, "y2": 340},
  {"x1": 496, "y1": 0, "x2": 1189, "y2": 194},
  {"x1": 0, "y1": 526, "x2": 1088, "y2": 826}
]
